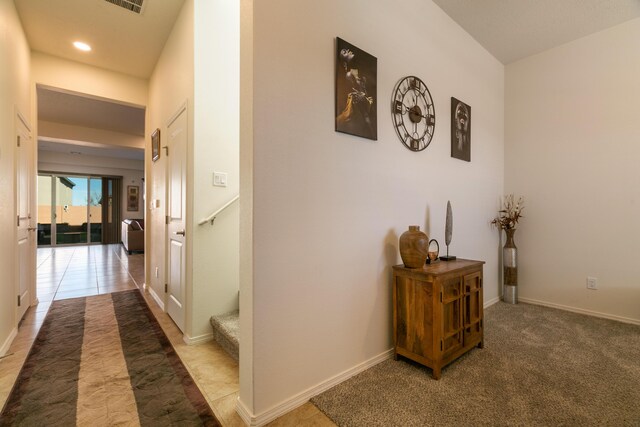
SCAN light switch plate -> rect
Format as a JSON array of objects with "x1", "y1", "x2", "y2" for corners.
[{"x1": 213, "y1": 172, "x2": 228, "y2": 187}]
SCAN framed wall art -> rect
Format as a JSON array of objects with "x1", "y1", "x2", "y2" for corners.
[
  {"x1": 335, "y1": 37, "x2": 377, "y2": 140},
  {"x1": 451, "y1": 97, "x2": 471, "y2": 162},
  {"x1": 151, "y1": 128, "x2": 161, "y2": 162},
  {"x1": 127, "y1": 185, "x2": 139, "y2": 211}
]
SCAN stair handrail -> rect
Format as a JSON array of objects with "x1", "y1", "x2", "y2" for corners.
[{"x1": 198, "y1": 195, "x2": 239, "y2": 226}]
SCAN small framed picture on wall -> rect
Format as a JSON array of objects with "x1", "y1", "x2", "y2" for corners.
[
  {"x1": 127, "y1": 185, "x2": 139, "y2": 211},
  {"x1": 451, "y1": 97, "x2": 471, "y2": 162},
  {"x1": 335, "y1": 37, "x2": 377, "y2": 140},
  {"x1": 151, "y1": 128, "x2": 161, "y2": 162}
]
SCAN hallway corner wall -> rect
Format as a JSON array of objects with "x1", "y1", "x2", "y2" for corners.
[
  {"x1": 146, "y1": 0, "x2": 194, "y2": 325},
  {"x1": 0, "y1": 0, "x2": 32, "y2": 353},
  {"x1": 191, "y1": 0, "x2": 241, "y2": 340},
  {"x1": 505, "y1": 17, "x2": 640, "y2": 322},
  {"x1": 246, "y1": 0, "x2": 504, "y2": 419},
  {"x1": 31, "y1": 52, "x2": 148, "y2": 108}
]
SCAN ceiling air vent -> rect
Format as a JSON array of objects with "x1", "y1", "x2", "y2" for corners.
[{"x1": 104, "y1": 0, "x2": 145, "y2": 15}]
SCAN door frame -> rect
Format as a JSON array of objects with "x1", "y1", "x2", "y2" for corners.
[
  {"x1": 15, "y1": 109, "x2": 36, "y2": 319},
  {"x1": 164, "y1": 102, "x2": 189, "y2": 334}
]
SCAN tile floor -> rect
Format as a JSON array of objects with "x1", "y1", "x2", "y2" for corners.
[{"x1": 0, "y1": 244, "x2": 335, "y2": 427}]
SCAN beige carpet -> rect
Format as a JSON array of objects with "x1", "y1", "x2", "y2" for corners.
[{"x1": 312, "y1": 302, "x2": 640, "y2": 426}]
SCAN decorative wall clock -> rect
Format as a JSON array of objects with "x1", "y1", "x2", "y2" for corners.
[{"x1": 391, "y1": 76, "x2": 435, "y2": 152}]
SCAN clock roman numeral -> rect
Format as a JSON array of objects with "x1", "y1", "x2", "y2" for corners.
[{"x1": 394, "y1": 100, "x2": 403, "y2": 114}]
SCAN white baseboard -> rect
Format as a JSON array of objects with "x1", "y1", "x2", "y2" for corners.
[
  {"x1": 518, "y1": 297, "x2": 640, "y2": 326},
  {"x1": 148, "y1": 286, "x2": 165, "y2": 311},
  {"x1": 183, "y1": 332, "x2": 213, "y2": 345},
  {"x1": 484, "y1": 296, "x2": 500, "y2": 308},
  {"x1": 0, "y1": 328, "x2": 18, "y2": 357},
  {"x1": 236, "y1": 348, "x2": 394, "y2": 426},
  {"x1": 236, "y1": 398, "x2": 253, "y2": 427}
]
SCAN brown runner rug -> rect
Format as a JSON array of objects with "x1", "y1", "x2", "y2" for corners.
[{"x1": 0, "y1": 290, "x2": 220, "y2": 426}]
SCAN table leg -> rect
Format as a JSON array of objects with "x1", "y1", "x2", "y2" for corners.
[{"x1": 432, "y1": 367, "x2": 441, "y2": 380}]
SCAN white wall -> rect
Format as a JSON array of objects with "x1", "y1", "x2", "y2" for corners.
[
  {"x1": 191, "y1": 0, "x2": 240, "y2": 339},
  {"x1": 39, "y1": 121, "x2": 145, "y2": 149},
  {"x1": 0, "y1": 0, "x2": 31, "y2": 354},
  {"x1": 30, "y1": 54, "x2": 148, "y2": 195},
  {"x1": 238, "y1": 0, "x2": 254, "y2": 413},
  {"x1": 38, "y1": 150, "x2": 145, "y2": 219},
  {"x1": 241, "y1": 0, "x2": 504, "y2": 419},
  {"x1": 31, "y1": 52, "x2": 148, "y2": 108},
  {"x1": 505, "y1": 18, "x2": 640, "y2": 323},
  {"x1": 146, "y1": 0, "x2": 194, "y2": 317},
  {"x1": 146, "y1": 0, "x2": 240, "y2": 341}
]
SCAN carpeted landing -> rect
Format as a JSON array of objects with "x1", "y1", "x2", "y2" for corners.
[
  {"x1": 312, "y1": 302, "x2": 640, "y2": 426},
  {"x1": 0, "y1": 290, "x2": 220, "y2": 426}
]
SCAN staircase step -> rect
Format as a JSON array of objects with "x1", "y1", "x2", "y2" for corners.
[{"x1": 210, "y1": 310, "x2": 239, "y2": 362}]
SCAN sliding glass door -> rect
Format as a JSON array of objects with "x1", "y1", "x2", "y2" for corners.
[
  {"x1": 89, "y1": 177, "x2": 102, "y2": 243},
  {"x1": 37, "y1": 174, "x2": 122, "y2": 247},
  {"x1": 55, "y1": 176, "x2": 89, "y2": 245},
  {"x1": 36, "y1": 175, "x2": 53, "y2": 245}
]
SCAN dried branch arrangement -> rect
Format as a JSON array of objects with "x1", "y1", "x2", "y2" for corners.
[{"x1": 491, "y1": 194, "x2": 524, "y2": 230}]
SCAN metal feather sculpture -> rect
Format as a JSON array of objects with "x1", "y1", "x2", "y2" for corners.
[
  {"x1": 445, "y1": 201, "x2": 453, "y2": 246},
  {"x1": 441, "y1": 200, "x2": 457, "y2": 261}
]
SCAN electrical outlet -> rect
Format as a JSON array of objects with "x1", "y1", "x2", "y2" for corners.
[{"x1": 587, "y1": 277, "x2": 598, "y2": 290}]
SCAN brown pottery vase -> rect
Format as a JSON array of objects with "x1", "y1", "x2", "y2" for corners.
[{"x1": 399, "y1": 225, "x2": 428, "y2": 268}]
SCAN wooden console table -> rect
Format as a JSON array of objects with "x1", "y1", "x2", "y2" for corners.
[{"x1": 392, "y1": 259, "x2": 484, "y2": 379}]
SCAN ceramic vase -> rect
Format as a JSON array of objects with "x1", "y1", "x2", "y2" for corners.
[
  {"x1": 503, "y1": 228, "x2": 518, "y2": 304},
  {"x1": 399, "y1": 225, "x2": 428, "y2": 268}
]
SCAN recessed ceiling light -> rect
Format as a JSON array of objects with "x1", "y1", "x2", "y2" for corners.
[{"x1": 73, "y1": 41, "x2": 92, "y2": 52}]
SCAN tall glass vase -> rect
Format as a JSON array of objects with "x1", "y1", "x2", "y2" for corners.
[{"x1": 503, "y1": 228, "x2": 518, "y2": 304}]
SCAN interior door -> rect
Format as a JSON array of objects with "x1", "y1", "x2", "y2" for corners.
[
  {"x1": 16, "y1": 114, "x2": 33, "y2": 322},
  {"x1": 166, "y1": 106, "x2": 187, "y2": 332}
]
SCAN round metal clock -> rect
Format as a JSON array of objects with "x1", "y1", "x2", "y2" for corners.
[{"x1": 391, "y1": 76, "x2": 435, "y2": 152}]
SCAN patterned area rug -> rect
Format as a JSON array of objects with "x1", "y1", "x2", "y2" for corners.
[{"x1": 0, "y1": 290, "x2": 220, "y2": 426}]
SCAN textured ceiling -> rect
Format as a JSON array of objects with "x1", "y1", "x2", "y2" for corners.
[
  {"x1": 15, "y1": 0, "x2": 185, "y2": 78},
  {"x1": 432, "y1": 0, "x2": 640, "y2": 64},
  {"x1": 37, "y1": 87, "x2": 145, "y2": 136}
]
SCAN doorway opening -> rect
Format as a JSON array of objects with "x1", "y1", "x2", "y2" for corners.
[{"x1": 34, "y1": 85, "x2": 147, "y2": 305}]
